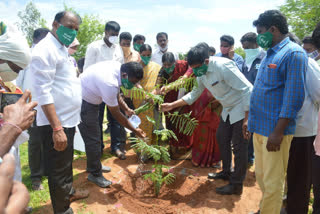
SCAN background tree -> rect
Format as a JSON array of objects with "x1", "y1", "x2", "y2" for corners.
[
  {"x1": 16, "y1": 1, "x2": 47, "y2": 45},
  {"x1": 234, "y1": 47, "x2": 245, "y2": 59},
  {"x1": 280, "y1": 0, "x2": 320, "y2": 39},
  {"x1": 64, "y1": 5, "x2": 105, "y2": 60}
]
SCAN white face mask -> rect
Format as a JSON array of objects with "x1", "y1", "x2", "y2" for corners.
[
  {"x1": 108, "y1": 36, "x2": 118, "y2": 44},
  {"x1": 244, "y1": 48, "x2": 260, "y2": 66},
  {"x1": 159, "y1": 44, "x2": 168, "y2": 52}
]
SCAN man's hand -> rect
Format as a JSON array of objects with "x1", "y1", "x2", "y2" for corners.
[
  {"x1": 160, "y1": 103, "x2": 173, "y2": 112},
  {"x1": 160, "y1": 86, "x2": 168, "y2": 95},
  {"x1": 53, "y1": 130, "x2": 68, "y2": 151},
  {"x1": 242, "y1": 119, "x2": 251, "y2": 140},
  {"x1": 3, "y1": 90, "x2": 37, "y2": 131},
  {"x1": 228, "y1": 46, "x2": 235, "y2": 59},
  {"x1": 134, "y1": 128, "x2": 146, "y2": 138},
  {"x1": 0, "y1": 154, "x2": 29, "y2": 214},
  {"x1": 125, "y1": 109, "x2": 135, "y2": 117},
  {"x1": 266, "y1": 131, "x2": 283, "y2": 152}
]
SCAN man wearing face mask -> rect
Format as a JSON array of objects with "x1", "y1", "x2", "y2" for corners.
[
  {"x1": 151, "y1": 32, "x2": 179, "y2": 66},
  {"x1": 302, "y1": 36, "x2": 320, "y2": 61},
  {"x1": 84, "y1": 21, "x2": 125, "y2": 160},
  {"x1": 30, "y1": 11, "x2": 89, "y2": 214},
  {"x1": 248, "y1": 10, "x2": 307, "y2": 214},
  {"x1": 79, "y1": 61, "x2": 146, "y2": 187},
  {"x1": 161, "y1": 46, "x2": 253, "y2": 196},
  {"x1": 133, "y1": 34, "x2": 146, "y2": 53},
  {"x1": 240, "y1": 32, "x2": 266, "y2": 167},
  {"x1": 216, "y1": 35, "x2": 244, "y2": 70}
]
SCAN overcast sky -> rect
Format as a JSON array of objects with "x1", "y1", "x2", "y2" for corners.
[{"x1": 1, "y1": 0, "x2": 286, "y2": 53}]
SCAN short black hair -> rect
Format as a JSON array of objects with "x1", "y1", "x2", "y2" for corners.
[
  {"x1": 253, "y1": 10, "x2": 289, "y2": 34},
  {"x1": 139, "y1": 44, "x2": 152, "y2": 54},
  {"x1": 133, "y1": 34, "x2": 146, "y2": 43},
  {"x1": 195, "y1": 42, "x2": 210, "y2": 57},
  {"x1": 105, "y1": 21, "x2": 120, "y2": 32},
  {"x1": 120, "y1": 32, "x2": 132, "y2": 42},
  {"x1": 156, "y1": 32, "x2": 168, "y2": 40},
  {"x1": 220, "y1": 35, "x2": 234, "y2": 46},
  {"x1": 287, "y1": 32, "x2": 301, "y2": 45},
  {"x1": 187, "y1": 46, "x2": 209, "y2": 66},
  {"x1": 240, "y1": 32, "x2": 257, "y2": 44},
  {"x1": 121, "y1": 62, "x2": 144, "y2": 80},
  {"x1": 162, "y1": 52, "x2": 175, "y2": 64},
  {"x1": 312, "y1": 22, "x2": 320, "y2": 49},
  {"x1": 54, "y1": 11, "x2": 82, "y2": 24},
  {"x1": 209, "y1": 46, "x2": 216, "y2": 54},
  {"x1": 302, "y1": 36, "x2": 315, "y2": 45},
  {"x1": 33, "y1": 28, "x2": 50, "y2": 41}
]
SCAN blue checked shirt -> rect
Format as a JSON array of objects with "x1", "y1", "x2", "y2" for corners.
[{"x1": 248, "y1": 37, "x2": 307, "y2": 137}]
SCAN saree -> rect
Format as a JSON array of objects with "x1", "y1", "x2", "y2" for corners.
[
  {"x1": 191, "y1": 89, "x2": 221, "y2": 167},
  {"x1": 133, "y1": 61, "x2": 161, "y2": 144}
]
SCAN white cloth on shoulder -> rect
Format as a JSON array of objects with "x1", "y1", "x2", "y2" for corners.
[{"x1": 0, "y1": 22, "x2": 31, "y2": 81}]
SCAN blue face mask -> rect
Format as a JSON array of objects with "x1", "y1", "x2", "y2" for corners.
[{"x1": 244, "y1": 48, "x2": 260, "y2": 65}]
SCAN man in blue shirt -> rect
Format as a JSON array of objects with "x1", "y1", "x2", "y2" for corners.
[
  {"x1": 248, "y1": 10, "x2": 307, "y2": 214},
  {"x1": 240, "y1": 32, "x2": 266, "y2": 167},
  {"x1": 216, "y1": 35, "x2": 244, "y2": 70}
]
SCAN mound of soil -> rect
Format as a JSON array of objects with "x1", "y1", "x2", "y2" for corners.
[{"x1": 36, "y1": 147, "x2": 261, "y2": 214}]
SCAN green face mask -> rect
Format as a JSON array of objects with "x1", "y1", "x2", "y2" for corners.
[
  {"x1": 257, "y1": 31, "x2": 273, "y2": 49},
  {"x1": 193, "y1": 63, "x2": 208, "y2": 77},
  {"x1": 134, "y1": 43, "x2": 142, "y2": 52},
  {"x1": 141, "y1": 56, "x2": 151, "y2": 65},
  {"x1": 164, "y1": 64, "x2": 175, "y2": 74},
  {"x1": 56, "y1": 24, "x2": 77, "y2": 46},
  {"x1": 121, "y1": 77, "x2": 134, "y2": 89}
]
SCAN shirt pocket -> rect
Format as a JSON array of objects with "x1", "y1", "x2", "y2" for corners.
[{"x1": 260, "y1": 67, "x2": 282, "y2": 87}]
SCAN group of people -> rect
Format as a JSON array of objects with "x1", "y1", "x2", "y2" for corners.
[{"x1": 1, "y1": 8, "x2": 320, "y2": 214}]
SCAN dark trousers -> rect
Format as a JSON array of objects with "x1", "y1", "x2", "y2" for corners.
[
  {"x1": 107, "y1": 107, "x2": 126, "y2": 152},
  {"x1": 248, "y1": 136, "x2": 254, "y2": 163},
  {"x1": 287, "y1": 136, "x2": 315, "y2": 214},
  {"x1": 216, "y1": 116, "x2": 248, "y2": 185},
  {"x1": 98, "y1": 103, "x2": 106, "y2": 151},
  {"x1": 78, "y1": 100, "x2": 102, "y2": 176},
  {"x1": 40, "y1": 125, "x2": 75, "y2": 214},
  {"x1": 28, "y1": 122, "x2": 48, "y2": 181},
  {"x1": 99, "y1": 102, "x2": 126, "y2": 152},
  {"x1": 313, "y1": 152, "x2": 320, "y2": 214}
]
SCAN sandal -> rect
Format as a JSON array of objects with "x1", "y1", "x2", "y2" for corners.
[{"x1": 31, "y1": 180, "x2": 44, "y2": 191}]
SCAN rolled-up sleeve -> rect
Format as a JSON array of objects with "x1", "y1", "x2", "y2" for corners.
[
  {"x1": 279, "y1": 51, "x2": 307, "y2": 119},
  {"x1": 182, "y1": 77, "x2": 205, "y2": 105},
  {"x1": 222, "y1": 61, "x2": 253, "y2": 112},
  {"x1": 30, "y1": 56, "x2": 56, "y2": 106}
]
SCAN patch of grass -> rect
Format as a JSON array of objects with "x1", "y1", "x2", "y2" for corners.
[{"x1": 20, "y1": 142, "x2": 50, "y2": 212}]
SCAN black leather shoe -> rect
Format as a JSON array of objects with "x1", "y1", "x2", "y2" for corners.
[
  {"x1": 102, "y1": 165, "x2": 111, "y2": 172},
  {"x1": 216, "y1": 183, "x2": 243, "y2": 195},
  {"x1": 112, "y1": 149, "x2": 126, "y2": 160},
  {"x1": 208, "y1": 171, "x2": 230, "y2": 180},
  {"x1": 87, "y1": 174, "x2": 112, "y2": 188}
]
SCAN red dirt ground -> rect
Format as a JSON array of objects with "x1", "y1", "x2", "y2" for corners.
[{"x1": 35, "y1": 147, "x2": 261, "y2": 214}]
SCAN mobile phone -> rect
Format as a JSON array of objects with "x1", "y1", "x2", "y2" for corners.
[{"x1": 0, "y1": 92, "x2": 23, "y2": 112}]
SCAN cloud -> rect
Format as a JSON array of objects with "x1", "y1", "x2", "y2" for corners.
[{"x1": 2, "y1": 0, "x2": 286, "y2": 53}]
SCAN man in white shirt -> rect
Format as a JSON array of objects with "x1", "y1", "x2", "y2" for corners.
[
  {"x1": 83, "y1": 21, "x2": 126, "y2": 159},
  {"x1": 79, "y1": 61, "x2": 145, "y2": 187},
  {"x1": 30, "y1": 11, "x2": 88, "y2": 214},
  {"x1": 151, "y1": 32, "x2": 179, "y2": 66},
  {"x1": 285, "y1": 33, "x2": 320, "y2": 214},
  {"x1": 16, "y1": 27, "x2": 50, "y2": 191}
]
